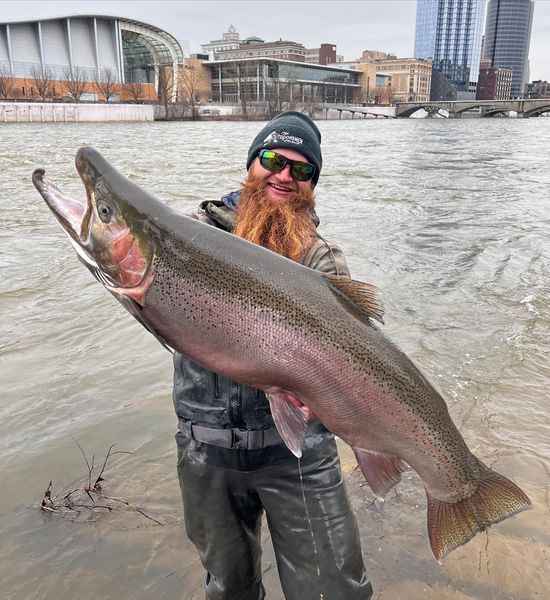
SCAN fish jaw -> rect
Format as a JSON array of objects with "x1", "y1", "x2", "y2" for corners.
[
  {"x1": 33, "y1": 152, "x2": 155, "y2": 305},
  {"x1": 32, "y1": 168, "x2": 89, "y2": 244},
  {"x1": 32, "y1": 166, "x2": 106, "y2": 281}
]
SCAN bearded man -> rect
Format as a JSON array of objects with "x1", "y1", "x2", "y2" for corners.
[{"x1": 173, "y1": 112, "x2": 373, "y2": 600}]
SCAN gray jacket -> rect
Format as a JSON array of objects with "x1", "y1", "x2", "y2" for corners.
[{"x1": 172, "y1": 192, "x2": 350, "y2": 430}]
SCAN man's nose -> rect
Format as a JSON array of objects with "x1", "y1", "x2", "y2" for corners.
[{"x1": 274, "y1": 164, "x2": 293, "y2": 183}]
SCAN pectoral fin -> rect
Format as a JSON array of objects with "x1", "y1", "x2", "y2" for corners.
[
  {"x1": 266, "y1": 390, "x2": 309, "y2": 458},
  {"x1": 353, "y1": 447, "x2": 408, "y2": 497}
]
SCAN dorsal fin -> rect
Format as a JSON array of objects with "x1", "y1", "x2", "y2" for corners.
[{"x1": 324, "y1": 274, "x2": 384, "y2": 324}]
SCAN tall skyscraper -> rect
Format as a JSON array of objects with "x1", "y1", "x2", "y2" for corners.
[
  {"x1": 483, "y1": 0, "x2": 534, "y2": 98},
  {"x1": 415, "y1": 0, "x2": 487, "y2": 100}
]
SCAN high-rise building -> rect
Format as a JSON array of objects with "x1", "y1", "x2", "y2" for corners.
[
  {"x1": 415, "y1": 0, "x2": 487, "y2": 100},
  {"x1": 483, "y1": 0, "x2": 534, "y2": 98}
]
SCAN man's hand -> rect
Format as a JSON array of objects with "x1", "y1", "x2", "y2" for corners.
[{"x1": 284, "y1": 392, "x2": 315, "y2": 423}]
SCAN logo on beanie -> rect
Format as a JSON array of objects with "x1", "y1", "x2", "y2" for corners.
[{"x1": 263, "y1": 130, "x2": 303, "y2": 147}]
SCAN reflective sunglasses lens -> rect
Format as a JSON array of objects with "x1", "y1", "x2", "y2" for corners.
[
  {"x1": 260, "y1": 150, "x2": 286, "y2": 173},
  {"x1": 291, "y1": 163, "x2": 315, "y2": 181}
]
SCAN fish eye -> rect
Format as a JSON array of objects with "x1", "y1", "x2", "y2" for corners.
[{"x1": 97, "y1": 200, "x2": 113, "y2": 223}]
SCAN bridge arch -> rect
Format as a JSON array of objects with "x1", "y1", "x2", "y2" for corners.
[
  {"x1": 454, "y1": 104, "x2": 481, "y2": 114},
  {"x1": 481, "y1": 108, "x2": 514, "y2": 118},
  {"x1": 523, "y1": 104, "x2": 550, "y2": 117},
  {"x1": 397, "y1": 104, "x2": 434, "y2": 118}
]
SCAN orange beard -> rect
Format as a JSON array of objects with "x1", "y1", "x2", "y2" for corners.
[{"x1": 234, "y1": 175, "x2": 316, "y2": 262}]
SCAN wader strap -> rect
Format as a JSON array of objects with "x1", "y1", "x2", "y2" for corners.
[{"x1": 179, "y1": 419, "x2": 283, "y2": 450}]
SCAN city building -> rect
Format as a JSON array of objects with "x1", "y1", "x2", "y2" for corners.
[
  {"x1": 305, "y1": 44, "x2": 337, "y2": 65},
  {"x1": 360, "y1": 49, "x2": 397, "y2": 62},
  {"x1": 355, "y1": 66, "x2": 392, "y2": 104},
  {"x1": 201, "y1": 25, "x2": 240, "y2": 61},
  {"x1": 483, "y1": 0, "x2": 534, "y2": 98},
  {"x1": 328, "y1": 60, "x2": 360, "y2": 71},
  {"x1": 414, "y1": 0, "x2": 486, "y2": 100},
  {"x1": 205, "y1": 58, "x2": 360, "y2": 105},
  {"x1": 527, "y1": 80, "x2": 550, "y2": 99},
  {"x1": 358, "y1": 58, "x2": 432, "y2": 103},
  {"x1": 212, "y1": 39, "x2": 307, "y2": 62},
  {"x1": 0, "y1": 15, "x2": 183, "y2": 101},
  {"x1": 476, "y1": 62, "x2": 512, "y2": 99}
]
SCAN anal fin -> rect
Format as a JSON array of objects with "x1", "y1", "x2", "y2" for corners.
[{"x1": 353, "y1": 448, "x2": 408, "y2": 497}]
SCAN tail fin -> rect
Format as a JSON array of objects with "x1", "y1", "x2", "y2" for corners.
[{"x1": 427, "y1": 463, "x2": 531, "y2": 560}]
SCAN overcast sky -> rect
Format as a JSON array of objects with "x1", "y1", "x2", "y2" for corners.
[{"x1": 3, "y1": 0, "x2": 550, "y2": 80}]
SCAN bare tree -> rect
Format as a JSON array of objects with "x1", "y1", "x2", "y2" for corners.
[
  {"x1": 0, "y1": 65, "x2": 15, "y2": 100},
  {"x1": 95, "y1": 68, "x2": 118, "y2": 103},
  {"x1": 263, "y1": 79, "x2": 281, "y2": 120},
  {"x1": 302, "y1": 91, "x2": 323, "y2": 119},
  {"x1": 125, "y1": 82, "x2": 145, "y2": 104},
  {"x1": 375, "y1": 84, "x2": 392, "y2": 106},
  {"x1": 179, "y1": 64, "x2": 203, "y2": 120},
  {"x1": 283, "y1": 76, "x2": 300, "y2": 111},
  {"x1": 64, "y1": 66, "x2": 87, "y2": 102},
  {"x1": 157, "y1": 66, "x2": 173, "y2": 116},
  {"x1": 235, "y1": 61, "x2": 249, "y2": 119},
  {"x1": 31, "y1": 65, "x2": 54, "y2": 101}
]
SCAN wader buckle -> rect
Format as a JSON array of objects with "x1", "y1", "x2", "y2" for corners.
[{"x1": 232, "y1": 428, "x2": 264, "y2": 449}]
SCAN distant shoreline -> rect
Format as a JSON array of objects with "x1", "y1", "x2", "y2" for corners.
[
  {"x1": 0, "y1": 101, "x2": 397, "y2": 123},
  {"x1": 2, "y1": 101, "x2": 546, "y2": 123}
]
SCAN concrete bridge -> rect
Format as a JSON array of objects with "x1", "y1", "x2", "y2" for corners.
[
  {"x1": 395, "y1": 99, "x2": 550, "y2": 118},
  {"x1": 329, "y1": 105, "x2": 396, "y2": 119}
]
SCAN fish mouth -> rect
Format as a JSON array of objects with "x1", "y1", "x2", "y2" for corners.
[
  {"x1": 32, "y1": 167, "x2": 88, "y2": 242},
  {"x1": 33, "y1": 147, "x2": 155, "y2": 297},
  {"x1": 32, "y1": 146, "x2": 109, "y2": 239},
  {"x1": 32, "y1": 152, "x2": 117, "y2": 288}
]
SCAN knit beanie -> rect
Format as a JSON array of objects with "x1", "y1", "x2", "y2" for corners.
[{"x1": 246, "y1": 111, "x2": 322, "y2": 186}]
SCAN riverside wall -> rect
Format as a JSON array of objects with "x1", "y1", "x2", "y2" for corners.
[
  {"x1": 0, "y1": 101, "x2": 395, "y2": 124},
  {"x1": 155, "y1": 103, "x2": 397, "y2": 121},
  {"x1": 0, "y1": 102, "x2": 154, "y2": 123}
]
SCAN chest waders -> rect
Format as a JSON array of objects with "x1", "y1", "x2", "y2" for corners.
[{"x1": 173, "y1": 196, "x2": 373, "y2": 600}]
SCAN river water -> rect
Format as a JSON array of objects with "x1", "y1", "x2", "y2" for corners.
[{"x1": 1, "y1": 118, "x2": 549, "y2": 599}]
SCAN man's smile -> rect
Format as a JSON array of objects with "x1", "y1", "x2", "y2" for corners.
[
  {"x1": 269, "y1": 182, "x2": 293, "y2": 190},
  {"x1": 267, "y1": 181, "x2": 295, "y2": 198}
]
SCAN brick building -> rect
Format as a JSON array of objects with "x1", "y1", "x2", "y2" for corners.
[
  {"x1": 305, "y1": 44, "x2": 337, "y2": 65},
  {"x1": 212, "y1": 38, "x2": 307, "y2": 62},
  {"x1": 476, "y1": 64, "x2": 512, "y2": 100}
]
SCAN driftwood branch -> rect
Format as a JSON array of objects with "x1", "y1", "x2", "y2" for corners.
[{"x1": 40, "y1": 442, "x2": 161, "y2": 526}]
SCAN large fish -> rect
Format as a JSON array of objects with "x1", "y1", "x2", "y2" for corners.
[{"x1": 32, "y1": 147, "x2": 530, "y2": 560}]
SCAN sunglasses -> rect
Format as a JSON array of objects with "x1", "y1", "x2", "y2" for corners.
[{"x1": 258, "y1": 149, "x2": 317, "y2": 182}]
